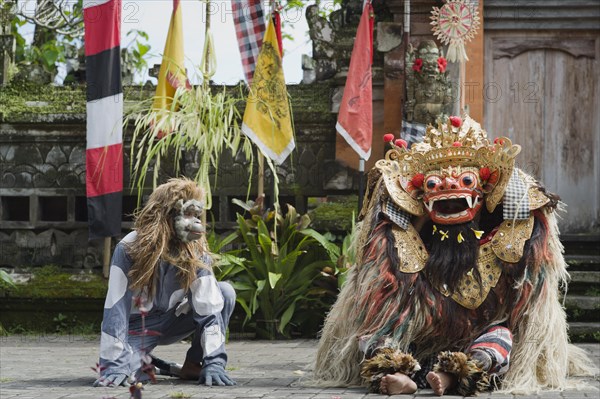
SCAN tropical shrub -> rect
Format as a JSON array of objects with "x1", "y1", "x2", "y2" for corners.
[{"x1": 216, "y1": 197, "x2": 340, "y2": 339}]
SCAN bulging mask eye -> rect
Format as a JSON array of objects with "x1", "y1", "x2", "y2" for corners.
[
  {"x1": 459, "y1": 172, "x2": 478, "y2": 189},
  {"x1": 425, "y1": 176, "x2": 442, "y2": 192}
]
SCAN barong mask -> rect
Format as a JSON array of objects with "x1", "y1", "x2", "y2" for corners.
[
  {"x1": 379, "y1": 116, "x2": 521, "y2": 225},
  {"x1": 173, "y1": 199, "x2": 205, "y2": 242}
]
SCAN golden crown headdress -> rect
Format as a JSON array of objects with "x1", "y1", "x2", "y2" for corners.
[{"x1": 383, "y1": 115, "x2": 521, "y2": 212}]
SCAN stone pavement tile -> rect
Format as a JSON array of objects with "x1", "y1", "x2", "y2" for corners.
[{"x1": 1, "y1": 336, "x2": 599, "y2": 399}]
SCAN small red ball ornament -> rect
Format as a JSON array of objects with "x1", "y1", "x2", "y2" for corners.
[
  {"x1": 479, "y1": 167, "x2": 491, "y2": 181},
  {"x1": 494, "y1": 137, "x2": 504, "y2": 145},
  {"x1": 394, "y1": 138, "x2": 408, "y2": 148},
  {"x1": 383, "y1": 133, "x2": 395, "y2": 143},
  {"x1": 411, "y1": 173, "x2": 425, "y2": 188},
  {"x1": 452, "y1": 141, "x2": 462, "y2": 147},
  {"x1": 449, "y1": 116, "x2": 462, "y2": 127}
]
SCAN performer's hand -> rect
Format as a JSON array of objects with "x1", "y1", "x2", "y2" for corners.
[
  {"x1": 198, "y1": 364, "x2": 236, "y2": 386},
  {"x1": 93, "y1": 373, "x2": 129, "y2": 387}
]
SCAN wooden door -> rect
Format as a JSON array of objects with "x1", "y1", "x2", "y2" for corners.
[{"x1": 484, "y1": 32, "x2": 599, "y2": 233}]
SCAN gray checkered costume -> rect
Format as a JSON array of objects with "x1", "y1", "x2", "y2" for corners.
[{"x1": 503, "y1": 169, "x2": 530, "y2": 221}]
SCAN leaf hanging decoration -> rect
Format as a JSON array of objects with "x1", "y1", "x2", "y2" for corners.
[
  {"x1": 128, "y1": 0, "x2": 254, "y2": 209},
  {"x1": 430, "y1": 0, "x2": 480, "y2": 63},
  {"x1": 128, "y1": 83, "x2": 254, "y2": 209}
]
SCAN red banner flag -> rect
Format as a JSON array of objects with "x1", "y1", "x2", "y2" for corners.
[
  {"x1": 335, "y1": 2, "x2": 374, "y2": 160},
  {"x1": 83, "y1": 0, "x2": 123, "y2": 239}
]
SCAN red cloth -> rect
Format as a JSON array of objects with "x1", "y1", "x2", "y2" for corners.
[
  {"x1": 273, "y1": 9, "x2": 283, "y2": 56},
  {"x1": 84, "y1": 0, "x2": 123, "y2": 239},
  {"x1": 335, "y1": 2, "x2": 374, "y2": 160}
]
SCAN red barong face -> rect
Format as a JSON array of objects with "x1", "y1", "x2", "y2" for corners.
[{"x1": 422, "y1": 166, "x2": 483, "y2": 224}]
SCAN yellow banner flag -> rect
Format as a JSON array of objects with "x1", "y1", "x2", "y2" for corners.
[
  {"x1": 152, "y1": 0, "x2": 189, "y2": 112},
  {"x1": 241, "y1": 17, "x2": 295, "y2": 165}
]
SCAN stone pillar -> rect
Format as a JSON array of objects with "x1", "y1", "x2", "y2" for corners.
[{"x1": 0, "y1": 1, "x2": 16, "y2": 85}]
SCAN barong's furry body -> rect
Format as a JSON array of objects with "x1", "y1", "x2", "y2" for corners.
[{"x1": 314, "y1": 118, "x2": 595, "y2": 394}]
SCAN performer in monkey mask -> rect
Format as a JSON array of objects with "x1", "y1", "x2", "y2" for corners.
[
  {"x1": 313, "y1": 116, "x2": 595, "y2": 396},
  {"x1": 94, "y1": 178, "x2": 236, "y2": 387}
]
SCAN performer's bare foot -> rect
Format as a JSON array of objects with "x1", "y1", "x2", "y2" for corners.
[
  {"x1": 380, "y1": 372, "x2": 417, "y2": 395},
  {"x1": 179, "y1": 358, "x2": 202, "y2": 380},
  {"x1": 426, "y1": 371, "x2": 456, "y2": 396}
]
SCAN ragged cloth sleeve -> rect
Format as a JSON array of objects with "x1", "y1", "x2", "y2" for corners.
[
  {"x1": 98, "y1": 241, "x2": 135, "y2": 377},
  {"x1": 189, "y1": 267, "x2": 228, "y2": 367}
]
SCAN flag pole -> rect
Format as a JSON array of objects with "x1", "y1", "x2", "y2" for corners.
[
  {"x1": 258, "y1": 153, "x2": 265, "y2": 198},
  {"x1": 358, "y1": 158, "x2": 366, "y2": 213},
  {"x1": 103, "y1": 237, "x2": 111, "y2": 278},
  {"x1": 202, "y1": 0, "x2": 212, "y2": 226}
]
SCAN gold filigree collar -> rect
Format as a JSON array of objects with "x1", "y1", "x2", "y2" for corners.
[{"x1": 392, "y1": 215, "x2": 534, "y2": 309}]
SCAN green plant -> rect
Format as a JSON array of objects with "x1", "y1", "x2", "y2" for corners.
[
  {"x1": 308, "y1": 195, "x2": 358, "y2": 232},
  {"x1": 226, "y1": 198, "x2": 339, "y2": 339},
  {"x1": 324, "y1": 214, "x2": 357, "y2": 290},
  {"x1": 0, "y1": 269, "x2": 16, "y2": 289},
  {"x1": 122, "y1": 29, "x2": 152, "y2": 82},
  {"x1": 206, "y1": 228, "x2": 247, "y2": 283},
  {"x1": 53, "y1": 313, "x2": 70, "y2": 333},
  {"x1": 128, "y1": 82, "x2": 254, "y2": 208}
]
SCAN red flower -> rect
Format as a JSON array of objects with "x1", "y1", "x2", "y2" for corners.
[
  {"x1": 479, "y1": 167, "x2": 491, "y2": 181},
  {"x1": 411, "y1": 173, "x2": 425, "y2": 188},
  {"x1": 383, "y1": 133, "x2": 395, "y2": 143},
  {"x1": 449, "y1": 116, "x2": 462, "y2": 128},
  {"x1": 412, "y1": 58, "x2": 423, "y2": 73},
  {"x1": 437, "y1": 56, "x2": 447, "y2": 73},
  {"x1": 394, "y1": 138, "x2": 408, "y2": 148}
]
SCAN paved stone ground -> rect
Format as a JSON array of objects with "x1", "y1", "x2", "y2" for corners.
[{"x1": 0, "y1": 336, "x2": 598, "y2": 399}]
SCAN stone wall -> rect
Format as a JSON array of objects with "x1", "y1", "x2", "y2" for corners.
[{"x1": 0, "y1": 82, "x2": 358, "y2": 270}]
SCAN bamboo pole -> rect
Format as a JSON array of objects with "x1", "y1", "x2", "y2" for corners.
[
  {"x1": 257, "y1": 153, "x2": 265, "y2": 198},
  {"x1": 102, "y1": 237, "x2": 111, "y2": 278},
  {"x1": 202, "y1": 0, "x2": 211, "y2": 227}
]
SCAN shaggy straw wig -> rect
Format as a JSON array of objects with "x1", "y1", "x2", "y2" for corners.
[{"x1": 127, "y1": 177, "x2": 212, "y2": 296}]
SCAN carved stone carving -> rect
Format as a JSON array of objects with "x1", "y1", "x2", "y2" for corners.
[
  {"x1": 0, "y1": 143, "x2": 86, "y2": 189},
  {"x1": 405, "y1": 40, "x2": 453, "y2": 125}
]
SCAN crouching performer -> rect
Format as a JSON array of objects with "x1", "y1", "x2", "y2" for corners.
[
  {"x1": 93, "y1": 178, "x2": 236, "y2": 387},
  {"x1": 313, "y1": 116, "x2": 595, "y2": 396}
]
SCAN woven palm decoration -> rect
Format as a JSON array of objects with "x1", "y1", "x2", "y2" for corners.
[{"x1": 430, "y1": 0, "x2": 480, "y2": 62}]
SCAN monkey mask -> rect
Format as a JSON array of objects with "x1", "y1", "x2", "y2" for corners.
[{"x1": 173, "y1": 199, "x2": 205, "y2": 242}]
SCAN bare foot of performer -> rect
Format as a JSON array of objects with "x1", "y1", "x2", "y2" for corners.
[
  {"x1": 380, "y1": 373, "x2": 418, "y2": 395},
  {"x1": 426, "y1": 371, "x2": 456, "y2": 396}
]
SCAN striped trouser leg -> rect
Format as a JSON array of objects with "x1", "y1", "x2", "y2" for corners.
[{"x1": 467, "y1": 325, "x2": 513, "y2": 375}]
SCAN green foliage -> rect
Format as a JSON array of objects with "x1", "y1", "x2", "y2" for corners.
[
  {"x1": 2, "y1": 265, "x2": 107, "y2": 299},
  {"x1": 10, "y1": 10, "x2": 150, "y2": 85},
  {"x1": 0, "y1": 80, "x2": 86, "y2": 121},
  {"x1": 53, "y1": 313, "x2": 69, "y2": 333},
  {"x1": 219, "y1": 198, "x2": 339, "y2": 339},
  {"x1": 122, "y1": 29, "x2": 152, "y2": 82},
  {"x1": 308, "y1": 196, "x2": 358, "y2": 232},
  {"x1": 0, "y1": 270, "x2": 16, "y2": 289},
  {"x1": 206, "y1": 228, "x2": 247, "y2": 283},
  {"x1": 128, "y1": 83, "x2": 254, "y2": 208}
]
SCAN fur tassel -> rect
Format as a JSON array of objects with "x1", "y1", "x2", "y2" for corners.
[
  {"x1": 434, "y1": 351, "x2": 490, "y2": 396},
  {"x1": 360, "y1": 348, "x2": 421, "y2": 393}
]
